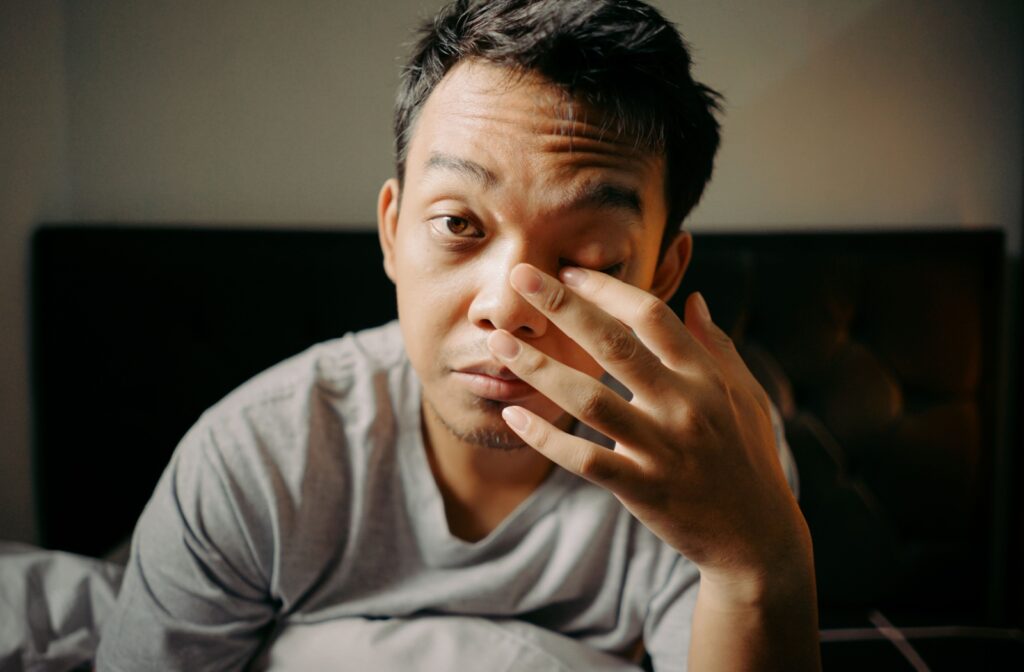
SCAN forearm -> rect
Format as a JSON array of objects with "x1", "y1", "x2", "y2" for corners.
[{"x1": 687, "y1": 531, "x2": 821, "y2": 672}]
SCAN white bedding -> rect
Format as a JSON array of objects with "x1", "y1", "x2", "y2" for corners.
[
  {"x1": 1, "y1": 544, "x2": 643, "y2": 672},
  {"x1": 253, "y1": 615, "x2": 644, "y2": 672},
  {"x1": 0, "y1": 542, "x2": 123, "y2": 672}
]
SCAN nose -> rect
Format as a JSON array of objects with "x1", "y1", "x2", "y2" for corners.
[{"x1": 468, "y1": 254, "x2": 548, "y2": 338}]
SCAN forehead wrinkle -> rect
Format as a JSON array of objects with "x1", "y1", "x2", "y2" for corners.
[
  {"x1": 449, "y1": 89, "x2": 644, "y2": 153},
  {"x1": 539, "y1": 132, "x2": 659, "y2": 162}
]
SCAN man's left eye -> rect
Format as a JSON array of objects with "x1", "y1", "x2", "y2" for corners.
[
  {"x1": 598, "y1": 262, "x2": 625, "y2": 277},
  {"x1": 559, "y1": 258, "x2": 626, "y2": 278}
]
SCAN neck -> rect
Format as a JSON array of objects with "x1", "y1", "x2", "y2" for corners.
[{"x1": 421, "y1": 402, "x2": 563, "y2": 541}]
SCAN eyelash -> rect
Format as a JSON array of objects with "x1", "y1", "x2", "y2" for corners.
[
  {"x1": 597, "y1": 262, "x2": 626, "y2": 277},
  {"x1": 430, "y1": 215, "x2": 626, "y2": 277},
  {"x1": 561, "y1": 259, "x2": 624, "y2": 278}
]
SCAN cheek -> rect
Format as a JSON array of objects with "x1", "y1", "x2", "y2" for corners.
[
  {"x1": 392, "y1": 241, "x2": 478, "y2": 353},
  {"x1": 397, "y1": 265, "x2": 472, "y2": 318},
  {"x1": 394, "y1": 230, "x2": 462, "y2": 307}
]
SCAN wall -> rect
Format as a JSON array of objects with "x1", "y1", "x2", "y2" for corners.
[
  {"x1": 0, "y1": 0, "x2": 70, "y2": 544},
  {"x1": 0, "y1": 0, "x2": 1020, "y2": 543},
  {"x1": 59, "y1": 0, "x2": 1023, "y2": 247},
  {"x1": 64, "y1": 0, "x2": 435, "y2": 225},
  {"x1": 677, "y1": 0, "x2": 1023, "y2": 243}
]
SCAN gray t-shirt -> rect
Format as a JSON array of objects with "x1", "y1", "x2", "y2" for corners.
[{"x1": 96, "y1": 321, "x2": 796, "y2": 671}]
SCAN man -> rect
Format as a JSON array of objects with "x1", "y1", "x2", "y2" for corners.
[{"x1": 98, "y1": 1, "x2": 819, "y2": 669}]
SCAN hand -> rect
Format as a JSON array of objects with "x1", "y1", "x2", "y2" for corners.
[{"x1": 486, "y1": 263, "x2": 812, "y2": 594}]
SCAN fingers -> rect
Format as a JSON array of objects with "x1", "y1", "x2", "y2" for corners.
[
  {"x1": 488, "y1": 329, "x2": 652, "y2": 447},
  {"x1": 507, "y1": 264, "x2": 670, "y2": 395},
  {"x1": 500, "y1": 404, "x2": 636, "y2": 489},
  {"x1": 683, "y1": 292, "x2": 772, "y2": 409},
  {"x1": 554, "y1": 265, "x2": 713, "y2": 372}
]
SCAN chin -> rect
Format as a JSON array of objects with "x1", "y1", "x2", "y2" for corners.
[{"x1": 426, "y1": 396, "x2": 531, "y2": 451}]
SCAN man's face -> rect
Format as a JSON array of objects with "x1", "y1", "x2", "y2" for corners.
[{"x1": 378, "y1": 60, "x2": 686, "y2": 450}]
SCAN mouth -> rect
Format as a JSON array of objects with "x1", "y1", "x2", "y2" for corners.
[{"x1": 452, "y1": 363, "x2": 537, "y2": 402}]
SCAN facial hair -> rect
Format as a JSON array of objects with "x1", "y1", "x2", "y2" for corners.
[{"x1": 424, "y1": 396, "x2": 529, "y2": 452}]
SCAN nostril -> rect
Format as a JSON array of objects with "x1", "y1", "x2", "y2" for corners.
[{"x1": 468, "y1": 285, "x2": 548, "y2": 337}]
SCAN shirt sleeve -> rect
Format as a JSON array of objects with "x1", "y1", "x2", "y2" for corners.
[
  {"x1": 642, "y1": 402, "x2": 799, "y2": 672},
  {"x1": 96, "y1": 419, "x2": 277, "y2": 671}
]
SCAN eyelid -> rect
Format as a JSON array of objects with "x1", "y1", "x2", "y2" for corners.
[{"x1": 559, "y1": 259, "x2": 626, "y2": 277}]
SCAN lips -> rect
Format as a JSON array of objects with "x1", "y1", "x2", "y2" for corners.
[{"x1": 452, "y1": 363, "x2": 537, "y2": 402}]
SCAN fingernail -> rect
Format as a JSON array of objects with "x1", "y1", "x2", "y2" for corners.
[
  {"x1": 488, "y1": 330, "x2": 521, "y2": 359},
  {"x1": 695, "y1": 292, "x2": 712, "y2": 321},
  {"x1": 502, "y1": 406, "x2": 529, "y2": 432},
  {"x1": 510, "y1": 265, "x2": 543, "y2": 294},
  {"x1": 560, "y1": 267, "x2": 586, "y2": 288}
]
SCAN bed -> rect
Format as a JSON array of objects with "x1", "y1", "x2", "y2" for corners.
[{"x1": 8, "y1": 225, "x2": 1019, "y2": 670}]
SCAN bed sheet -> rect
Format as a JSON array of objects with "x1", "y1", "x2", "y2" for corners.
[
  {"x1": 0, "y1": 543, "x2": 123, "y2": 672},
  {"x1": 252, "y1": 615, "x2": 644, "y2": 672},
  {"x1": 1, "y1": 544, "x2": 642, "y2": 671}
]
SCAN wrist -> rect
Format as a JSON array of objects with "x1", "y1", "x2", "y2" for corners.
[
  {"x1": 699, "y1": 517, "x2": 816, "y2": 612},
  {"x1": 688, "y1": 515, "x2": 821, "y2": 671}
]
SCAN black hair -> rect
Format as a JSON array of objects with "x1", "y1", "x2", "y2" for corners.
[{"x1": 394, "y1": 0, "x2": 722, "y2": 242}]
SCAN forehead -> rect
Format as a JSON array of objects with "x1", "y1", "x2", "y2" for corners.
[{"x1": 405, "y1": 60, "x2": 666, "y2": 195}]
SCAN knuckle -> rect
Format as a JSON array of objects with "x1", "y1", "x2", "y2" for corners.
[
  {"x1": 576, "y1": 450, "x2": 615, "y2": 482},
  {"x1": 518, "y1": 349, "x2": 546, "y2": 377},
  {"x1": 597, "y1": 326, "x2": 638, "y2": 364},
  {"x1": 635, "y1": 295, "x2": 671, "y2": 328},
  {"x1": 576, "y1": 388, "x2": 613, "y2": 423},
  {"x1": 544, "y1": 284, "x2": 567, "y2": 313},
  {"x1": 670, "y1": 401, "x2": 711, "y2": 438},
  {"x1": 531, "y1": 423, "x2": 551, "y2": 449}
]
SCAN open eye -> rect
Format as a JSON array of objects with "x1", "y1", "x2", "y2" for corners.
[{"x1": 431, "y1": 215, "x2": 483, "y2": 238}]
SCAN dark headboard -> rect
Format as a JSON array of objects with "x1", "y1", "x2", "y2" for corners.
[
  {"x1": 30, "y1": 227, "x2": 396, "y2": 558},
  {"x1": 30, "y1": 225, "x2": 1014, "y2": 630}
]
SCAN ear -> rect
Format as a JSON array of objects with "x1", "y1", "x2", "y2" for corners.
[
  {"x1": 377, "y1": 178, "x2": 401, "y2": 283},
  {"x1": 649, "y1": 230, "x2": 692, "y2": 303}
]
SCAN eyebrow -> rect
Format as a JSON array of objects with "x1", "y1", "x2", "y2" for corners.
[
  {"x1": 424, "y1": 152, "x2": 499, "y2": 188},
  {"x1": 563, "y1": 180, "x2": 644, "y2": 218},
  {"x1": 423, "y1": 151, "x2": 644, "y2": 221}
]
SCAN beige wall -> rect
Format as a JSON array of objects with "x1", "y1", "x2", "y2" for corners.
[
  {"x1": 1, "y1": 0, "x2": 1021, "y2": 544},
  {"x1": 64, "y1": 0, "x2": 436, "y2": 225},
  {"x1": 675, "y1": 0, "x2": 1023, "y2": 238}
]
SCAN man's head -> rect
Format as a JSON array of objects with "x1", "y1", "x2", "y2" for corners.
[
  {"x1": 394, "y1": 0, "x2": 722, "y2": 245},
  {"x1": 378, "y1": 0, "x2": 722, "y2": 452}
]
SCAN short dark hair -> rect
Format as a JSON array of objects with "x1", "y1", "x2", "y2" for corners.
[{"x1": 394, "y1": 0, "x2": 722, "y2": 240}]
